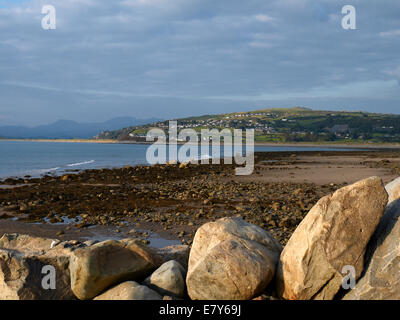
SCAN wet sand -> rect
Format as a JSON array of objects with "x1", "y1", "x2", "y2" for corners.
[{"x1": 0, "y1": 149, "x2": 399, "y2": 246}]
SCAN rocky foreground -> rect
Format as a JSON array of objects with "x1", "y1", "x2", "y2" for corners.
[
  {"x1": 0, "y1": 151, "x2": 352, "y2": 246},
  {"x1": 1, "y1": 174, "x2": 400, "y2": 300}
]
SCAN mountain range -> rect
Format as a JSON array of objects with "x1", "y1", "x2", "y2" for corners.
[{"x1": 0, "y1": 117, "x2": 161, "y2": 139}]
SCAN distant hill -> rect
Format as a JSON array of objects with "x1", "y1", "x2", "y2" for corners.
[
  {"x1": 97, "y1": 107, "x2": 400, "y2": 144},
  {"x1": 0, "y1": 117, "x2": 161, "y2": 139}
]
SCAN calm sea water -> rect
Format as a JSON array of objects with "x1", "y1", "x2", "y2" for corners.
[{"x1": 0, "y1": 140, "x2": 360, "y2": 179}]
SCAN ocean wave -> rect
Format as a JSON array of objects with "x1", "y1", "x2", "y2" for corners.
[
  {"x1": 66, "y1": 160, "x2": 95, "y2": 167},
  {"x1": 30, "y1": 167, "x2": 60, "y2": 174}
]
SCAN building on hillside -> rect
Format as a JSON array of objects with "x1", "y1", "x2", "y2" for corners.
[{"x1": 329, "y1": 124, "x2": 349, "y2": 134}]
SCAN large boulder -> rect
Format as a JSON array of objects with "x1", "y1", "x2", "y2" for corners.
[
  {"x1": 186, "y1": 217, "x2": 282, "y2": 300},
  {"x1": 69, "y1": 239, "x2": 161, "y2": 300},
  {"x1": 93, "y1": 281, "x2": 162, "y2": 300},
  {"x1": 343, "y1": 177, "x2": 400, "y2": 300},
  {"x1": 143, "y1": 260, "x2": 186, "y2": 298},
  {"x1": 276, "y1": 176, "x2": 388, "y2": 300},
  {"x1": 0, "y1": 233, "x2": 76, "y2": 300}
]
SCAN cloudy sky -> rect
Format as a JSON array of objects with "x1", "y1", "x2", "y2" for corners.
[{"x1": 0, "y1": 0, "x2": 399, "y2": 126}]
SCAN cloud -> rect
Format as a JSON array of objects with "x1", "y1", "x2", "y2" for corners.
[
  {"x1": 253, "y1": 14, "x2": 275, "y2": 23},
  {"x1": 385, "y1": 66, "x2": 400, "y2": 77},
  {"x1": 207, "y1": 80, "x2": 400, "y2": 100},
  {"x1": 0, "y1": 0, "x2": 399, "y2": 125},
  {"x1": 384, "y1": 66, "x2": 400, "y2": 85},
  {"x1": 380, "y1": 30, "x2": 400, "y2": 37},
  {"x1": 1, "y1": 80, "x2": 193, "y2": 98}
]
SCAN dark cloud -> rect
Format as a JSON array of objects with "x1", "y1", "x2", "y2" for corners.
[{"x1": 0, "y1": 0, "x2": 399, "y2": 125}]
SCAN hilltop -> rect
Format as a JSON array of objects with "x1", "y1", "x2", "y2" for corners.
[{"x1": 97, "y1": 107, "x2": 400, "y2": 143}]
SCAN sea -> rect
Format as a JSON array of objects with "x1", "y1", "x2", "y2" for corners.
[{"x1": 0, "y1": 140, "x2": 361, "y2": 179}]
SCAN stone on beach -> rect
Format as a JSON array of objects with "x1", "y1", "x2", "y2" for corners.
[
  {"x1": 276, "y1": 176, "x2": 388, "y2": 300},
  {"x1": 93, "y1": 281, "x2": 162, "y2": 300},
  {"x1": 186, "y1": 217, "x2": 282, "y2": 300},
  {"x1": 143, "y1": 260, "x2": 186, "y2": 298},
  {"x1": 0, "y1": 233, "x2": 75, "y2": 300},
  {"x1": 69, "y1": 239, "x2": 161, "y2": 300},
  {"x1": 343, "y1": 176, "x2": 400, "y2": 300}
]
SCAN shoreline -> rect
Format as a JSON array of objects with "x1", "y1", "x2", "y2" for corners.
[
  {"x1": 0, "y1": 140, "x2": 396, "y2": 180},
  {"x1": 1, "y1": 138, "x2": 399, "y2": 149}
]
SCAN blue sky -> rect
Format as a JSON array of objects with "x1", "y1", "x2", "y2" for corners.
[{"x1": 0, "y1": 0, "x2": 399, "y2": 125}]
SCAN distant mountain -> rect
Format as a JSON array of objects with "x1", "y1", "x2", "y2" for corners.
[{"x1": 0, "y1": 117, "x2": 162, "y2": 139}]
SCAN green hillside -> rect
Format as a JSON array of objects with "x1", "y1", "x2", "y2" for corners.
[{"x1": 97, "y1": 107, "x2": 400, "y2": 143}]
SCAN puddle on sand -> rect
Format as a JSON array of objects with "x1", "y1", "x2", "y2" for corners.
[
  {"x1": 0, "y1": 184, "x2": 31, "y2": 189},
  {"x1": 82, "y1": 228, "x2": 181, "y2": 249},
  {"x1": 1, "y1": 214, "x2": 181, "y2": 249},
  {"x1": 147, "y1": 232, "x2": 181, "y2": 248},
  {"x1": 36, "y1": 216, "x2": 83, "y2": 225},
  {"x1": 21, "y1": 215, "x2": 180, "y2": 248},
  {"x1": 89, "y1": 220, "x2": 181, "y2": 248}
]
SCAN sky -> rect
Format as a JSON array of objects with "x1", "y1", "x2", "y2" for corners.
[{"x1": 0, "y1": 0, "x2": 399, "y2": 126}]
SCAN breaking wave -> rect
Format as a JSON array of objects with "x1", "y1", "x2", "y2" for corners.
[{"x1": 66, "y1": 160, "x2": 95, "y2": 167}]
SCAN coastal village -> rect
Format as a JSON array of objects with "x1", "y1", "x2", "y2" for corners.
[{"x1": 98, "y1": 108, "x2": 400, "y2": 143}]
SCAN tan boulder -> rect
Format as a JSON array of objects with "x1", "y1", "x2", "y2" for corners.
[
  {"x1": 276, "y1": 176, "x2": 388, "y2": 300},
  {"x1": 0, "y1": 233, "x2": 76, "y2": 300},
  {"x1": 69, "y1": 239, "x2": 161, "y2": 300},
  {"x1": 343, "y1": 176, "x2": 400, "y2": 299},
  {"x1": 186, "y1": 217, "x2": 282, "y2": 300},
  {"x1": 93, "y1": 281, "x2": 162, "y2": 300}
]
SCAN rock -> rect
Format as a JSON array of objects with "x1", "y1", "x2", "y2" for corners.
[
  {"x1": 156, "y1": 245, "x2": 190, "y2": 270},
  {"x1": 69, "y1": 239, "x2": 161, "y2": 300},
  {"x1": 384, "y1": 176, "x2": 400, "y2": 204},
  {"x1": 166, "y1": 160, "x2": 177, "y2": 166},
  {"x1": 0, "y1": 233, "x2": 76, "y2": 300},
  {"x1": 128, "y1": 228, "x2": 137, "y2": 235},
  {"x1": 163, "y1": 295, "x2": 179, "y2": 300},
  {"x1": 271, "y1": 203, "x2": 280, "y2": 211},
  {"x1": 186, "y1": 217, "x2": 282, "y2": 300},
  {"x1": 144, "y1": 260, "x2": 186, "y2": 297},
  {"x1": 179, "y1": 162, "x2": 188, "y2": 169},
  {"x1": 276, "y1": 176, "x2": 388, "y2": 300},
  {"x1": 343, "y1": 177, "x2": 400, "y2": 300},
  {"x1": 93, "y1": 281, "x2": 162, "y2": 300}
]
